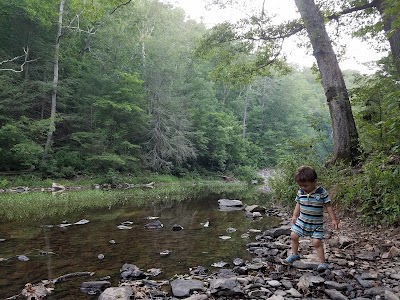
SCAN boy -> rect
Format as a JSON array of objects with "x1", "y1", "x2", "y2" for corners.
[{"x1": 285, "y1": 166, "x2": 339, "y2": 272}]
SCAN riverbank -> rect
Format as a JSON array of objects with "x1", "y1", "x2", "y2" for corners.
[{"x1": 40, "y1": 205, "x2": 399, "y2": 300}]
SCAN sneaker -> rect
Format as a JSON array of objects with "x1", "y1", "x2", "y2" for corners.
[
  {"x1": 317, "y1": 263, "x2": 329, "y2": 272},
  {"x1": 285, "y1": 254, "x2": 301, "y2": 264}
]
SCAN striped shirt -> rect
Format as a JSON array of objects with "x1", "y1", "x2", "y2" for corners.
[{"x1": 292, "y1": 186, "x2": 330, "y2": 238}]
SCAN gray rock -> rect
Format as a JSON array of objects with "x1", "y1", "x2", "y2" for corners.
[
  {"x1": 292, "y1": 259, "x2": 320, "y2": 270},
  {"x1": 325, "y1": 281, "x2": 351, "y2": 291},
  {"x1": 98, "y1": 287, "x2": 133, "y2": 300},
  {"x1": 170, "y1": 279, "x2": 205, "y2": 297},
  {"x1": 287, "y1": 287, "x2": 302, "y2": 297},
  {"x1": 120, "y1": 263, "x2": 145, "y2": 280},
  {"x1": 80, "y1": 281, "x2": 111, "y2": 294},
  {"x1": 217, "y1": 199, "x2": 243, "y2": 207},
  {"x1": 263, "y1": 225, "x2": 291, "y2": 238},
  {"x1": 325, "y1": 289, "x2": 349, "y2": 300},
  {"x1": 209, "y1": 277, "x2": 244, "y2": 296}
]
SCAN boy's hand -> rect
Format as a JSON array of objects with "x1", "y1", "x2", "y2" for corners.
[
  {"x1": 331, "y1": 219, "x2": 339, "y2": 230},
  {"x1": 291, "y1": 216, "x2": 297, "y2": 224}
]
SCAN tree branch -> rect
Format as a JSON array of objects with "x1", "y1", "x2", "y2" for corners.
[
  {"x1": 110, "y1": 0, "x2": 132, "y2": 15},
  {"x1": 327, "y1": 0, "x2": 378, "y2": 21},
  {"x1": 0, "y1": 47, "x2": 37, "y2": 73}
]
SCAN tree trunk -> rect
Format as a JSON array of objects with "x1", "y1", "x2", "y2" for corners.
[
  {"x1": 375, "y1": 0, "x2": 400, "y2": 75},
  {"x1": 242, "y1": 85, "x2": 250, "y2": 139},
  {"x1": 294, "y1": 0, "x2": 359, "y2": 163},
  {"x1": 43, "y1": 0, "x2": 65, "y2": 160}
]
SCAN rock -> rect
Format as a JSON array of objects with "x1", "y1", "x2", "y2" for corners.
[
  {"x1": 292, "y1": 259, "x2": 320, "y2": 270},
  {"x1": 245, "y1": 205, "x2": 266, "y2": 213},
  {"x1": 209, "y1": 277, "x2": 244, "y2": 296},
  {"x1": 120, "y1": 263, "x2": 145, "y2": 280},
  {"x1": 17, "y1": 255, "x2": 29, "y2": 261},
  {"x1": 267, "y1": 280, "x2": 281, "y2": 287},
  {"x1": 144, "y1": 220, "x2": 163, "y2": 229},
  {"x1": 170, "y1": 279, "x2": 205, "y2": 297},
  {"x1": 217, "y1": 199, "x2": 243, "y2": 207},
  {"x1": 263, "y1": 225, "x2": 291, "y2": 238},
  {"x1": 325, "y1": 289, "x2": 349, "y2": 300},
  {"x1": 388, "y1": 246, "x2": 400, "y2": 258},
  {"x1": 172, "y1": 224, "x2": 184, "y2": 231},
  {"x1": 80, "y1": 281, "x2": 111, "y2": 294},
  {"x1": 98, "y1": 287, "x2": 133, "y2": 300},
  {"x1": 287, "y1": 287, "x2": 302, "y2": 297},
  {"x1": 325, "y1": 281, "x2": 350, "y2": 291},
  {"x1": 182, "y1": 294, "x2": 208, "y2": 300}
]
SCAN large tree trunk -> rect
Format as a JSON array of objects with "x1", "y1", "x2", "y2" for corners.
[
  {"x1": 43, "y1": 0, "x2": 65, "y2": 160},
  {"x1": 294, "y1": 0, "x2": 359, "y2": 163}
]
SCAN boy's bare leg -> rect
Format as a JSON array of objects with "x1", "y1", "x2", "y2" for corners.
[
  {"x1": 313, "y1": 238, "x2": 325, "y2": 263},
  {"x1": 290, "y1": 232, "x2": 300, "y2": 255}
]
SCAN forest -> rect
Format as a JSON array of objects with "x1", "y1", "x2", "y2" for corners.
[{"x1": 0, "y1": 0, "x2": 399, "y2": 225}]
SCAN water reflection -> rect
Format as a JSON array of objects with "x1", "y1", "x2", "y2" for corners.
[{"x1": 0, "y1": 187, "x2": 278, "y2": 299}]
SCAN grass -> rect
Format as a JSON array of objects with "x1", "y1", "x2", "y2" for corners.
[{"x1": 0, "y1": 181, "x2": 259, "y2": 221}]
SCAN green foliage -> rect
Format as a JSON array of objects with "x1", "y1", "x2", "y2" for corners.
[
  {"x1": 334, "y1": 156, "x2": 400, "y2": 225},
  {"x1": 233, "y1": 165, "x2": 259, "y2": 183},
  {"x1": 0, "y1": 124, "x2": 43, "y2": 171}
]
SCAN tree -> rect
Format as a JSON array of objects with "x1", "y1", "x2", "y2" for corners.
[
  {"x1": 43, "y1": 0, "x2": 65, "y2": 160},
  {"x1": 325, "y1": 0, "x2": 400, "y2": 76},
  {"x1": 293, "y1": 0, "x2": 359, "y2": 163}
]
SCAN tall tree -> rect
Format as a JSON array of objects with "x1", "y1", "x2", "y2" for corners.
[
  {"x1": 294, "y1": 0, "x2": 359, "y2": 163},
  {"x1": 43, "y1": 0, "x2": 65, "y2": 160}
]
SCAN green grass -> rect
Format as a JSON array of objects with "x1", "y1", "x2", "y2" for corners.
[{"x1": 0, "y1": 181, "x2": 257, "y2": 221}]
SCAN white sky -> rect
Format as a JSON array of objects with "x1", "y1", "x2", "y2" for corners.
[{"x1": 167, "y1": 0, "x2": 385, "y2": 74}]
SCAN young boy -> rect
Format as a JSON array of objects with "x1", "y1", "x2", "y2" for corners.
[{"x1": 285, "y1": 166, "x2": 339, "y2": 272}]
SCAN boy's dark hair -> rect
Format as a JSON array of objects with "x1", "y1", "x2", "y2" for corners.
[{"x1": 295, "y1": 166, "x2": 317, "y2": 183}]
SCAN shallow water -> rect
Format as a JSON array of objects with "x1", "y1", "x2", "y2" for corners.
[{"x1": 0, "y1": 187, "x2": 278, "y2": 299}]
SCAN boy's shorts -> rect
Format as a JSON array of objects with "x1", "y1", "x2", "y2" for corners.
[{"x1": 291, "y1": 221, "x2": 324, "y2": 239}]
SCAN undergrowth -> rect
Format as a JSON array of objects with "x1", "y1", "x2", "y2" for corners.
[{"x1": 269, "y1": 153, "x2": 400, "y2": 226}]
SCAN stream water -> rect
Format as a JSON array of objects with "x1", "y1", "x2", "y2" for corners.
[{"x1": 0, "y1": 187, "x2": 279, "y2": 299}]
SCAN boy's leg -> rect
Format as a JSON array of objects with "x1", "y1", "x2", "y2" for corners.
[
  {"x1": 291, "y1": 231, "x2": 300, "y2": 255},
  {"x1": 312, "y1": 238, "x2": 325, "y2": 262}
]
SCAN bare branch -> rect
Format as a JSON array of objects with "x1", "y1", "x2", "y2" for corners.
[
  {"x1": 0, "y1": 47, "x2": 37, "y2": 73},
  {"x1": 110, "y1": 0, "x2": 132, "y2": 15}
]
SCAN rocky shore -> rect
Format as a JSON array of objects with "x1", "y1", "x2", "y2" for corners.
[{"x1": 71, "y1": 207, "x2": 400, "y2": 300}]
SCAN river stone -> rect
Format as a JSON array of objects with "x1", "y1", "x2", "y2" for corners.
[
  {"x1": 292, "y1": 259, "x2": 320, "y2": 270},
  {"x1": 144, "y1": 220, "x2": 163, "y2": 229},
  {"x1": 98, "y1": 287, "x2": 133, "y2": 300},
  {"x1": 245, "y1": 205, "x2": 266, "y2": 213},
  {"x1": 120, "y1": 263, "x2": 145, "y2": 280},
  {"x1": 217, "y1": 199, "x2": 243, "y2": 207},
  {"x1": 170, "y1": 279, "x2": 205, "y2": 297},
  {"x1": 80, "y1": 281, "x2": 111, "y2": 294},
  {"x1": 325, "y1": 281, "x2": 350, "y2": 291},
  {"x1": 209, "y1": 277, "x2": 244, "y2": 296},
  {"x1": 287, "y1": 287, "x2": 302, "y2": 297},
  {"x1": 324, "y1": 289, "x2": 349, "y2": 300},
  {"x1": 263, "y1": 225, "x2": 291, "y2": 238},
  {"x1": 267, "y1": 280, "x2": 281, "y2": 287}
]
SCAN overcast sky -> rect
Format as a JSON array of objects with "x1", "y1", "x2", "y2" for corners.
[{"x1": 166, "y1": 0, "x2": 384, "y2": 74}]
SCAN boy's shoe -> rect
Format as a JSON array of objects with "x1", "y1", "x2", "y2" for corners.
[
  {"x1": 285, "y1": 254, "x2": 301, "y2": 264},
  {"x1": 317, "y1": 263, "x2": 329, "y2": 272}
]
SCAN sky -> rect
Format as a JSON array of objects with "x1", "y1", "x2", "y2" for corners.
[{"x1": 166, "y1": 0, "x2": 385, "y2": 74}]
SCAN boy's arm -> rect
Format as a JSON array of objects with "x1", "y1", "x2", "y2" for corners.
[
  {"x1": 325, "y1": 202, "x2": 339, "y2": 229},
  {"x1": 291, "y1": 202, "x2": 300, "y2": 224}
]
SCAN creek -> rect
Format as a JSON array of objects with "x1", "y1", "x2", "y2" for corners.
[{"x1": 0, "y1": 185, "x2": 279, "y2": 299}]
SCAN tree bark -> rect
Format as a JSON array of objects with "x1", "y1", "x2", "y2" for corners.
[
  {"x1": 294, "y1": 0, "x2": 359, "y2": 163},
  {"x1": 43, "y1": 0, "x2": 65, "y2": 160},
  {"x1": 375, "y1": 0, "x2": 400, "y2": 75}
]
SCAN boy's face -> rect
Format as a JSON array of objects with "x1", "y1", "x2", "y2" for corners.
[{"x1": 298, "y1": 180, "x2": 317, "y2": 194}]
